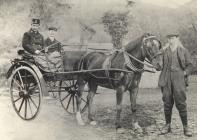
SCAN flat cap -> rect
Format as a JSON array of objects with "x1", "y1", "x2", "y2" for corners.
[
  {"x1": 166, "y1": 29, "x2": 179, "y2": 38},
  {"x1": 166, "y1": 34, "x2": 179, "y2": 38},
  {"x1": 48, "y1": 27, "x2": 57, "y2": 31},
  {"x1": 32, "y1": 18, "x2": 40, "y2": 25}
]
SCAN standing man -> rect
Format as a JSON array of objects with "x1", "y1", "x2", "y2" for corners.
[
  {"x1": 22, "y1": 18, "x2": 44, "y2": 54},
  {"x1": 44, "y1": 26, "x2": 63, "y2": 72},
  {"x1": 158, "y1": 32, "x2": 193, "y2": 137}
]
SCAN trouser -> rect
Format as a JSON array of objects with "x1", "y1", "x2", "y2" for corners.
[{"x1": 161, "y1": 71, "x2": 188, "y2": 126}]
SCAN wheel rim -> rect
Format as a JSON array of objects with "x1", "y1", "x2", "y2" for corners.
[
  {"x1": 59, "y1": 80, "x2": 88, "y2": 114},
  {"x1": 10, "y1": 67, "x2": 42, "y2": 120}
]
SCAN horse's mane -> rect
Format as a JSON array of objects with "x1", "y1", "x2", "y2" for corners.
[{"x1": 124, "y1": 35, "x2": 144, "y2": 52}]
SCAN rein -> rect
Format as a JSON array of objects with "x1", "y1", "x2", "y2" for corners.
[
  {"x1": 114, "y1": 47, "x2": 157, "y2": 73},
  {"x1": 124, "y1": 51, "x2": 157, "y2": 69}
]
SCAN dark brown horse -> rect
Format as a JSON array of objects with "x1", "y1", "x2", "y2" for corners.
[{"x1": 75, "y1": 33, "x2": 162, "y2": 132}]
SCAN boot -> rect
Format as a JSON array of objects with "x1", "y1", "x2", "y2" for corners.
[
  {"x1": 180, "y1": 114, "x2": 192, "y2": 137},
  {"x1": 183, "y1": 126, "x2": 192, "y2": 137},
  {"x1": 161, "y1": 123, "x2": 171, "y2": 134},
  {"x1": 161, "y1": 112, "x2": 172, "y2": 135}
]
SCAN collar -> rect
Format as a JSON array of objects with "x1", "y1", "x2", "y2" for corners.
[
  {"x1": 48, "y1": 37, "x2": 56, "y2": 42},
  {"x1": 30, "y1": 28, "x2": 39, "y2": 34}
]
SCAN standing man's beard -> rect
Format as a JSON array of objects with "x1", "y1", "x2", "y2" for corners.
[{"x1": 170, "y1": 41, "x2": 178, "y2": 51}]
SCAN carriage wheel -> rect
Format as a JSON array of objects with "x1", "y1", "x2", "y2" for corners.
[
  {"x1": 59, "y1": 80, "x2": 88, "y2": 114},
  {"x1": 10, "y1": 66, "x2": 42, "y2": 120}
]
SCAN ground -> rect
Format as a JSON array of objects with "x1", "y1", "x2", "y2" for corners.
[{"x1": 0, "y1": 78, "x2": 197, "y2": 140}]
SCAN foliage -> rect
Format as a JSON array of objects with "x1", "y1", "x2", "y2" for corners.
[{"x1": 102, "y1": 11, "x2": 129, "y2": 49}]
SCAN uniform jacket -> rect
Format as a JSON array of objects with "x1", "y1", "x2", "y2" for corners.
[
  {"x1": 158, "y1": 46, "x2": 193, "y2": 87},
  {"x1": 44, "y1": 38, "x2": 62, "y2": 53},
  {"x1": 22, "y1": 29, "x2": 44, "y2": 54}
]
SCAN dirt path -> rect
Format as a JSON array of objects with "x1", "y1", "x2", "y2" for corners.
[{"x1": 0, "y1": 86, "x2": 197, "y2": 140}]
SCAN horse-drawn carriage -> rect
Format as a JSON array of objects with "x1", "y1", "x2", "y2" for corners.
[
  {"x1": 6, "y1": 46, "x2": 133, "y2": 120},
  {"x1": 6, "y1": 34, "x2": 162, "y2": 131}
]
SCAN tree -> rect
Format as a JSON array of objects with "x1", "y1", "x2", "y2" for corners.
[{"x1": 102, "y1": 11, "x2": 129, "y2": 49}]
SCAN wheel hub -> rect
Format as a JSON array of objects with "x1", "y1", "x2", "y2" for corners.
[{"x1": 19, "y1": 90, "x2": 28, "y2": 98}]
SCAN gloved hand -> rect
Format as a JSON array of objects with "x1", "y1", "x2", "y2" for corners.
[
  {"x1": 44, "y1": 47, "x2": 48, "y2": 53},
  {"x1": 35, "y1": 50, "x2": 41, "y2": 54}
]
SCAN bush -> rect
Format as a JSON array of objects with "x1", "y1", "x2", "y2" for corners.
[{"x1": 102, "y1": 11, "x2": 129, "y2": 49}]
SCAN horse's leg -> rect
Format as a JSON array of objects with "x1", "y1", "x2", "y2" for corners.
[
  {"x1": 76, "y1": 77, "x2": 86, "y2": 125},
  {"x1": 129, "y1": 85, "x2": 143, "y2": 133},
  {"x1": 115, "y1": 85, "x2": 125, "y2": 130},
  {"x1": 87, "y1": 81, "x2": 97, "y2": 125}
]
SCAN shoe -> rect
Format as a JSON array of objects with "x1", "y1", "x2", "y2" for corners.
[
  {"x1": 184, "y1": 126, "x2": 192, "y2": 137},
  {"x1": 161, "y1": 124, "x2": 171, "y2": 135}
]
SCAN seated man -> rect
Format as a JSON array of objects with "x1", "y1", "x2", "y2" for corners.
[
  {"x1": 44, "y1": 26, "x2": 63, "y2": 72},
  {"x1": 22, "y1": 18, "x2": 51, "y2": 70},
  {"x1": 22, "y1": 18, "x2": 44, "y2": 55}
]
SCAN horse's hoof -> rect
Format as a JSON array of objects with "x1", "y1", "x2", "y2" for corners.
[
  {"x1": 90, "y1": 121, "x2": 97, "y2": 126},
  {"x1": 77, "y1": 118, "x2": 85, "y2": 126},
  {"x1": 116, "y1": 128, "x2": 126, "y2": 134},
  {"x1": 76, "y1": 112, "x2": 85, "y2": 126},
  {"x1": 134, "y1": 127, "x2": 143, "y2": 134},
  {"x1": 132, "y1": 122, "x2": 143, "y2": 133}
]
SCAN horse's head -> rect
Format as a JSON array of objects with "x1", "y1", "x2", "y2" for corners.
[{"x1": 142, "y1": 33, "x2": 162, "y2": 71}]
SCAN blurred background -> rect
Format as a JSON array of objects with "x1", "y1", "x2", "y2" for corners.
[{"x1": 0, "y1": 0, "x2": 197, "y2": 88}]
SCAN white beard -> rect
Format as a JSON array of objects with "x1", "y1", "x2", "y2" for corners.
[
  {"x1": 170, "y1": 44, "x2": 178, "y2": 52},
  {"x1": 49, "y1": 37, "x2": 55, "y2": 41}
]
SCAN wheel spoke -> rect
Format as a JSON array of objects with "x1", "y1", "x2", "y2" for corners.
[
  {"x1": 26, "y1": 83, "x2": 30, "y2": 91},
  {"x1": 81, "y1": 98, "x2": 87, "y2": 104},
  {"x1": 29, "y1": 96, "x2": 38, "y2": 109},
  {"x1": 12, "y1": 89, "x2": 20, "y2": 93},
  {"x1": 18, "y1": 98, "x2": 25, "y2": 113},
  {"x1": 61, "y1": 92, "x2": 71, "y2": 102},
  {"x1": 27, "y1": 98, "x2": 33, "y2": 117},
  {"x1": 24, "y1": 70, "x2": 27, "y2": 91},
  {"x1": 13, "y1": 78, "x2": 23, "y2": 90},
  {"x1": 66, "y1": 94, "x2": 72, "y2": 110},
  {"x1": 73, "y1": 95, "x2": 75, "y2": 112},
  {"x1": 29, "y1": 93, "x2": 39, "y2": 97},
  {"x1": 14, "y1": 97, "x2": 22, "y2": 103},
  {"x1": 17, "y1": 70, "x2": 24, "y2": 89},
  {"x1": 28, "y1": 85, "x2": 39, "y2": 95},
  {"x1": 24, "y1": 99, "x2": 27, "y2": 119}
]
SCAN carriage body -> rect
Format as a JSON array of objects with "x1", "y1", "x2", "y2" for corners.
[{"x1": 6, "y1": 50, "x2": 89, "y2": 120}]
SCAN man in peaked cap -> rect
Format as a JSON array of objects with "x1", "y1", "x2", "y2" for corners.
[
  {"x1": 158, "y1": 31, "x2": 193, "y2": 137},
  {"x1": 43, "y1": 26, "x2": 63, "y2": 72},
  {"x1": 22, "y1": 18, "x2": 44, "y2": 54}
]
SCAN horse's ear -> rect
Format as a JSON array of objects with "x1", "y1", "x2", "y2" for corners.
[{"x1": 143, "y1": 33, "x2": 152, "y2": 39}]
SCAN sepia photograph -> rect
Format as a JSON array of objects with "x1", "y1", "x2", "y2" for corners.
[{"x1": 0, "y1": 0, "x2": 197, "y2": 139}]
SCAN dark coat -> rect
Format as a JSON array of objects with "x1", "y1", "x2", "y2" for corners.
[
  {"x1": 22, "y1": 29, "x2": 44, "y2": 54},
  {"x1": 158, "y1": 46, "x2": 193, "y2": 87},
  {"x1": 44, "y1": 38, "x2": 62, "y2": 53}
]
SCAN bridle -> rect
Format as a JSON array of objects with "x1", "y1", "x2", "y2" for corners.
[
  {"x1": 119, "y1": 35, "x2": 162, "y2": 73},
  {"x1": 141, "y1": 36, "x2": 163, "y2": 63}
]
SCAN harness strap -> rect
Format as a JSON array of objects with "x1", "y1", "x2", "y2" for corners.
[{"x1": 103, "y1": 52, "x2": 118, "y2": 89}]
